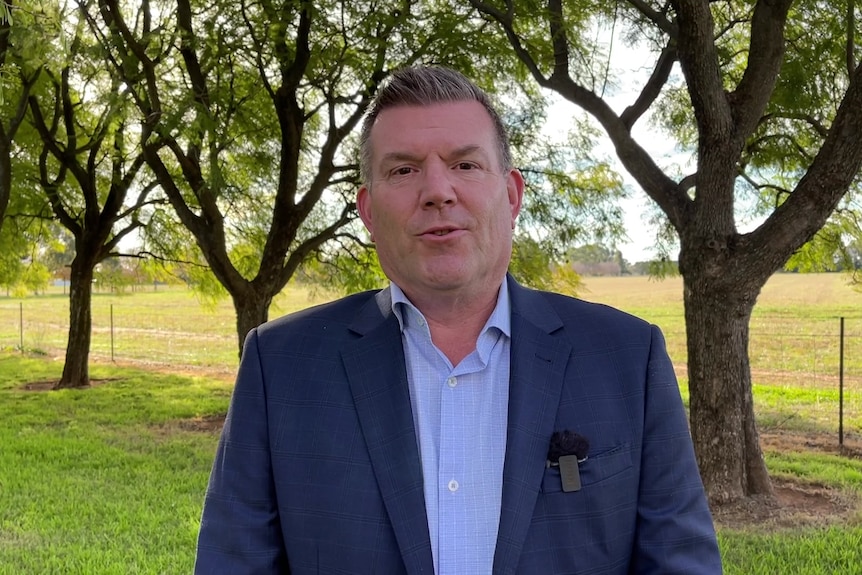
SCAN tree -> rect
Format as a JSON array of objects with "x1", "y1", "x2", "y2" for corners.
[
  {"x1": 86, "y1": 0, "x2": 625, "y2": 355},
  {"x1": 471, "y1": 0, "x2": 862, "y2": 503},
  {"x1": 0, "y1": 217, "x2": 63, "y2": 296},
  {"x1": 27, "y1": 5, "x2": 158, "y2": 388},
  {"x1": 0, "y1": 1, "x2": 46, "y2": 235}
]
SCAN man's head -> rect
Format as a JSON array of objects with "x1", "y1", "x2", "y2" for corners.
[
  {"x1": 356, "y1": 66, "x2": 524, "y2": 308},
  {"x1": 359, "y1": 67, "x2": 513, "y2": 187}
]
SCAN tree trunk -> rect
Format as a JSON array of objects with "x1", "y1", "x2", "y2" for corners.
[
  {"x1": 0, "y1": 138, "x2": 10, "y2": 231},
  {"x1": 684, "y1": 267, "x2": 774, "y2": 504},
  {"x1": 232, "y1": 289, "x2": 273, "y2": 358},
  {"x1": 55, "y1": 256, "x2": 95, "y2": 389}
]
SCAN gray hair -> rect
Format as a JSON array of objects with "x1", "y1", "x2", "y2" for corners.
[{"x1": 359, "y1": 66, "x2": 512, "y2": 185}]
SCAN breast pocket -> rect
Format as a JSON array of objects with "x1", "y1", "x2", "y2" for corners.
[
  {"x1": 541, "y1": 442, "x2": 633, "y2": 494},
  {"x1": 523, "y1": 444, "x2": 639, "y2": 572}
]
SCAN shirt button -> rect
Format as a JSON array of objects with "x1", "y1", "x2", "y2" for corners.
[
  {"x1": 447, "y1": 376, "x2": 457, "y2": 388},
  {"x1": 448, "y1": 479, "x2": 459, "y2": 492}
]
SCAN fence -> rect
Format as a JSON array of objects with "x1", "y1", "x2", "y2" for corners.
[
  {"x1": 1, "y1": 288, "x2": 861, "y2": 449},
  {"x1": 0, "y1": 297, "x2": 240, "y2": 371},
  {"x1": 651, "y1": 313, "x2": 862, "y2": 452}
]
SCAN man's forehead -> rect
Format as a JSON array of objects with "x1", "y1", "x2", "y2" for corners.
[
  {"x1": 371, "y1": 100, "x2": 491, "y2": 127},
  {"x1": 370, "y1": 102, "x2": 495, "y2": 147}
]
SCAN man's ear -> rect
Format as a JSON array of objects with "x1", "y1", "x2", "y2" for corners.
[
  {"x1": 356, "y1": 185, "x2": 374, "y2": 241},
  {"x1": 507, "y1": 169, "x2": 525, "y2": 225}
]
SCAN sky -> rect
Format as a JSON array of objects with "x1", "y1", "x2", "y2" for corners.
[
  {"x1": 537, "y1": 30, "x2": 688, "y2": 264},
  {"x1": 543, "y1": 92, "x2": 687, "y2": 264}
]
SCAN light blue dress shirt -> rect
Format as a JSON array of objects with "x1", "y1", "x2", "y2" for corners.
[{"x1": 391, "y1": 282, "x2": 511, "y2": 575}]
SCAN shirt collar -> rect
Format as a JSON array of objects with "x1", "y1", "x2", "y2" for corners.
[{"x1": 390, "y1": 279, "x2": 511, "y2": 338}]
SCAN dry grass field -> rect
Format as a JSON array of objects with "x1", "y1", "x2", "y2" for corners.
[
  {"x1": 578, "y1": 271, "x2": 861, "y2": 313},
  {"x1": 578, "y1": 272, "x2": 862, "y2": 388}
]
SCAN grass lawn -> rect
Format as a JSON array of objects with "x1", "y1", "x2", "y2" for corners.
[
  {"x1": 0, "y1": 354, "x2": 232, "y2": 574},
  {"x1": 1, "y1": 273, "x2": 861, "y2": 573},
  {"x1": 1, "y1": 352, "x2": 860, "y2": 574}
]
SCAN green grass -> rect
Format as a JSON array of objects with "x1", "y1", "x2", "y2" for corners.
[
  {"x1": 765, "y1": 450, "x2": 862, "y2": 490},
  {"x1": 719, "y1": 527, "x2": 862, "y2": 574},
  {"x1": 2, "y1": 351, "x2": 861, "y2": 573},
  {"x1": 1, "y1": 273, "x2": 862, "y2": 572},
  {"x1": 0, "y1": 354, "x2": 232, "y2": 574}
]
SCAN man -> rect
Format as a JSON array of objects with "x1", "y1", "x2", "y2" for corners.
[{"x1": 195, "y1": 66, "x2": 722, "y2": 574}]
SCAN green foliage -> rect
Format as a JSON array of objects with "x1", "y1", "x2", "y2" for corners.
[
  {"x1": 513, "y1": 100, "x2": 627, "y2": 257},
  {"x1": 0, "y1": 2, "x2": 12, "y2": 25},
  {"x1": 785, "y1": 210, "x2": 862, "y2": 273},
  {"x1": 93, "y1": 258, "x2": 132, "y2": 293},
  {"x1": 568, "y1": 243, "x2": 615, "y2": 265},
  {"x1": 132, "y1": 257, "x2": 181, "y2": 287},
  {"x1": 179, "y1": 257, "x2": 228, "y2": 311},
  {"x1": 301, "y1": 243, "x2": 388, "y2": 296},
  {"x1": 0, "y1": 218, "x2": 56, "y2": 295},
  {"x1": 69, "y1": 0, "x2": 629, "y2": 316},
  {"x1": 0, "y1": 238, "x2": 25, "y2": 290},
  {"x1": 509, "y1": 234, "x2": 584, "y2": 294},
  {"x1": 646, "y1": 257, "x2": 680, "y2": 278}
]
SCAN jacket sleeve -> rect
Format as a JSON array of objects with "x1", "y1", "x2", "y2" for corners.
[
  {"x1": 194, "y1": 329, "x2": 289, "y2": 574},
  {"x1": 631, "y1": 325, "x2": 722, "y2": 574}
]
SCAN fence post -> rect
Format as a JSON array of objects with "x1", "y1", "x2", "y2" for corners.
[
  {"x1": 111, "y1": 303, "x2": 115, "y2": 362},
  {"x1": 839, "y1": 316, "x2": 844, "y2": 447},
  {"x1": 19, "y1": 302, "x2": 23, "y2": 353}
]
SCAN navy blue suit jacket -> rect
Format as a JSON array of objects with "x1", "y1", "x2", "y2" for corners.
[{"x1": 195, "y1": 277, "x2": 721, "y2": 574}]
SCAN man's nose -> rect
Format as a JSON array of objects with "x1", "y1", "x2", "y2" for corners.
[{"x1": 419, "y1": 161, "x2": 457, "y2": 208}]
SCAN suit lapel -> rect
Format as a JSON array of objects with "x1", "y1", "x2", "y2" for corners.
[
  {"x1": 341, "y1": 289, "x2": 435, "y2": 575},
  {"x1": 493, "y1": 279, "x2": 572, "y2": 575}
]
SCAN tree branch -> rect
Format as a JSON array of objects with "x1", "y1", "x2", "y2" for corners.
[
  {"x1": 847, "y1": 0, "x2": 857, "y2": 77},
  {"x1": 673, "y1": 0, "x2": 733, "y2": 143},
  {"x1": 469, "y1": 0, "x2": 550, "y2": 85},
  {"x1": 620, "y1": 41, "x2": 677, "y2": 129},
  {"x1": 625, "y1": 0, "x2": 678, "y2": 37},
  {"x1": 748, "y1": 60, "x2": 862, "y2": 264},
  {"x1": 729, "y1": 0, "x2": 793, "y2": 143},
  {"x1": 472, "y1": 0, "x2": 692, "y2": 230}
]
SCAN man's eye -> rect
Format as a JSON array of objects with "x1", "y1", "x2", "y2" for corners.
[
  {"x1": 456, "y1": 162, "x2": 476, "y2": 170},
  {"x1": 393, "y1": 167, "x2": 413, "y2": 176}
]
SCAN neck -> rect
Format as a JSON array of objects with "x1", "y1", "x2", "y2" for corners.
[{"x1": 401, "y1": 281, "x2": 503, "y2": 365}]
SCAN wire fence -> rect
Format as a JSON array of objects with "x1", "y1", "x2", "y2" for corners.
[
  {"x1": 1, "y1": 292, "x2": 861, "y2": 449},
  {"x1": 0, "y1": 299, "x2": 241, "y2": 371}
]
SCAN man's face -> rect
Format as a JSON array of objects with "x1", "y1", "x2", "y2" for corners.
[{"x1": 357, "y1": 100, "x2": 524, "y2": 302}]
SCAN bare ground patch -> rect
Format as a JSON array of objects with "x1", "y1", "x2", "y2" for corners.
[
  {"x1": 19, "y1": 378, "x2": 121, "y2": 391},
  {"x1": 712, "y1": 476, "x2": 860, "y2": 531},
  {"x1": 712, "y1": 430, "x2": 862, "y2": 531},
  {"x1": 172, "y1": 414, "x2": 225, "y2": 434}
]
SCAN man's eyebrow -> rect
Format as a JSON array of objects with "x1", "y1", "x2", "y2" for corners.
[
  {"x1": 446, "y1": 145, "x2": 485, "y2": 160},
  {"x1": 379, "y1": 151, "x2": 421, "y2": 165},
  {"x1": 380, "y1": 146, "x2": 487, "y2": 162}
]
